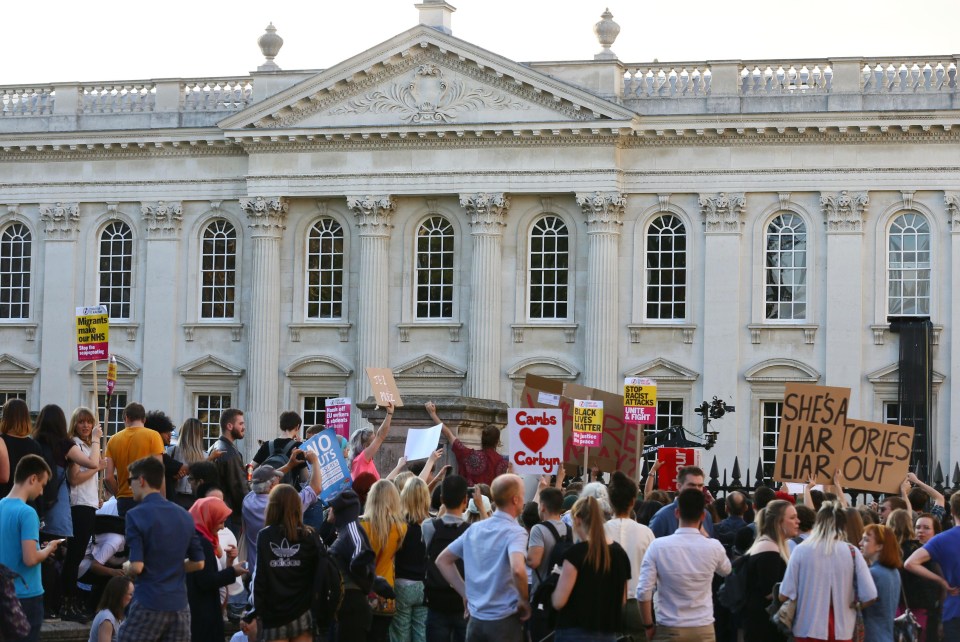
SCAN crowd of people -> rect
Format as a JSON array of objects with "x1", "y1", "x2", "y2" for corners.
[{"x1": 0, "y1": 396, "x2": 958, "y2": 642}]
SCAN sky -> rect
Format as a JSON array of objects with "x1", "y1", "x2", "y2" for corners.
[{"x1": 4, "y1": 0, "x2": 960, "y2": 85}]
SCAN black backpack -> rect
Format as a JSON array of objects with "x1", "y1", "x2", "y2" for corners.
[
  {"x1": 423, "y1": 518, "x2": 469, "y2": 614},
  {"x1": 717, "y1": 553, "x2": 749, "y2": 614},
  {"x1": 310, "y1": 532, "x2": 344, "y2": 627},
  {"x1": 0, "y1": 563, "x2": 29, "y2": 639},
  {"x1": 529, "y1": 521, "x2": 574, "y2": 628},
  {"x1": 261, "y1": 440, "x2": 298, "y2": 476}
]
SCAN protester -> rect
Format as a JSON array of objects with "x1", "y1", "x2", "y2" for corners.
[
  {"x1": 905, "y1": 472, "x2": 946, "y2": 520},
  {"x1": 551, "y1": 495, "x2": 631, "y2": 642},
  {"x1": 436, "y1": 474, "x2": 530, "y2": 642},
  {"x1": 638, "y1": 488, "x2": 731, "y2": 642},
  {"x1": 779, "y1": 501, "x2": 877, "y2": 642},
  {"x1": 860, "y1": 523, "x2": 902, "y2": 642},
  {"x1": 186, "y1": 497, "x2": 247, "y2": 642},
  {"x1": 527, "y1": 485, "x2": 570, "y2": 642},
  {"x1": 143, "y1": 411, "x2": 188, "y2": 504},
  {"x1": 0, "y1": 455, "x2": 62, "y2": 642},
  {"x1": 788, "y1": 504, "x2": 816, "y2": 552},
  {"x1": 326, "y1": 489, "x2": 376, "y2": 642},
  {"x1": 207, "y1": 408, "x2": 248, "y2": 534},
  {"x1": 422, "y1": 474, "x2": 470, "y2": 642},
  {"x1": 251, "y1": 410, "x2": 303, "y2": 469},
  {"x1": 348, "y1": 402, "x2": 395, "y2": 481},
  {"x1": 117, "y1": 456, "x2": 205, "y2": 642},
  {"x1": 604, "y1": 471, "x2": 654, "y2": 640},
  {"x1": 167, "y1": 418, "x2": 207, "y2": 510},
  {"x1": 648, "y1": 466, "x2": 716, "y2": 538},
  {"x1": 426, "y1": 401, "x2": 507, "y2": 487},
  {"x1": 905, "y1": 492, "x2": 960, "y2": 641},
  {"x1": 715, "y1": 491, "x2": 748, "y2": 551},
  {"x1": 105, "y1": 403, "x2": 164, "y2": 517},
  {"x1": 0, "y1": 398, "x2": 30, "y2": 498},
  {"x1": 87, "y1": 576, "x2": 133, "y2": 642},
  {"x1": 916, "y1": 512, "x2": 942, "y2": 545},
  {"x1": 742, "y1": 500, "x2": 800, "y2": 642},
  {"x1": 392, "y1": 477, "x2": 431, "y2": 642},
  {"x1": 879, "y1": 495, "x2": 909, "y2": 523},
  {"x1": 361, "y1": 479, "x2": 408, "y2": 642},
  {"x1": 907, "y1": 512, "x2": 945, "y2": 642},
  {"x1": 63, "y1": 407, "x2": 105, "y2": 623},
  {"x1": 253, "y1": 484, "x2": 321, "y2": 642},
  {"x1": 76, "y1": 498, "x2": 127, "y2": 613}
]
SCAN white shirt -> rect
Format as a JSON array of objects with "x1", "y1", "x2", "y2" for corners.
[
  {"x1": 69, "y1": 438, "x2": 99, "y2": 508},
  {"x1": 636, "y1": 527, "x2": 731, "y2": 628},
  {"x1": 605, "y1": 517, "x2": 654, "y2": 598},
  {"x1": 217, "y1": 527, "x2": 244, "y2": 597}
]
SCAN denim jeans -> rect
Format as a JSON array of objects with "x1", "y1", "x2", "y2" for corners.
[
  {"x1": 554, "y1": 629, "x2": 617, "y2": 642},
  {"x1": 391, "y1": 581, "x2": 427, "y2": 642},
  {"x1": 18, "y1": 595, "x2": 43, "y2": 642},
  {"x1": 465, "y1": 613, "x2": 522, "y2": 642},
  {"x1": 426, "y1": 609, "x2": 467, "y2": 642}
]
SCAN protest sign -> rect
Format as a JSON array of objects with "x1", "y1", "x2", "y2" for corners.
[
  {"x1": 624, "y1": 377, "x2": 657, "y2": 425},
  {"x1": 404, "y1": 424, "x2": 442, "y2": 461},
  {"x1": 656, "y1": 447, "x2": 702, "y2": 491},
  {"x1": 365, "y1": 367, "x2": 404, "y2": 407},
  {"x1": 573, "y1": 399, "x2": 603, "y2": 448},
  {"x1": 324, "y1": 397, "x2": 352, "y2": 439},
  {"x1": 507, "y1": 408, "x2": 562, "y2": 475},
  {"x1": 76, "y1": 306, "x2": 109, "y2": 361},
  {"x1": 836, "y1": 417, "x2": 914, "y2": 493},
  {"x1": 300, "y1": 428, "x2": 352, "y2": 501},
  {"x1": 774, "y1": 383, "x2": 850, "y2": 485}
]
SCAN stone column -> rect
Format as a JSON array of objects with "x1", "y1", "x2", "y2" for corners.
[
  {"x1": 460, "y1": 193, "x2": 510, "y2": 400},
  {"x1": 240, "y1": 196, "x2": 288, "y2": 453},
  {"x1": 139, "y1": 201, "x2": 183, "y2": 410},
  {"x1": 348, "y1": 196, "x2": 396, "y2": 405},
  {"x1": 943, "y1": 193, "x2": 959, "y2": 463},
  {"x1": 699, "y1": 193, "x2": 746, "y2": 462},
  {"x1": 576, "y1": 191, "x2": 626, "y2": 392},
  {"x1": 821, "y1": 191, "x2": 868, "y2": 414}
]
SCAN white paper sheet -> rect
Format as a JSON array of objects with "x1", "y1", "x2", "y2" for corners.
[
  {"x1": 404, "y1": 424, "x2": 443, "y2": 461},
  {"x1": 785, "y1": 482, "x2": 824, "y2": 495}
]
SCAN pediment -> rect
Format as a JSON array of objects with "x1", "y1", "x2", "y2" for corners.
[
  {"x1": 177, "y1": 355, "x2": 244, "y2": 378},
  {"x1": 624, "y1": 358, "x2": 699, "y2": 382},
  {"x1": 75, "y1": 355, "x2": 140, "y2": 376},
  {"x1": 867, "y1": 362, "x2": 945, "y2": 385},
  {"x1": 0, "y1": 354, "x2": 38, "y2": 375},
  {"x1": 220, "y1": 25, "x2": 635, "y2": 134},
  {"x1": 285, "y1": 355, "x2": 352, "y2": 379},
  {"x1": 394, "y1": 355, "x2": 465, "y2": 379},
  {"x1": 506, "y1": 357, "x2": 579, "y2": 381},
  {"x1": 744, "y1": 359, "x2": 820, "y2": 383}
]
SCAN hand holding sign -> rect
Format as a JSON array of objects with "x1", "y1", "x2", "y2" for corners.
[
  {"x1": 508, "y1": 408, "x2": 562, "y2": 475},
  {"x1": 366, "y1": 368, "x2": 404, "y2": 408}
]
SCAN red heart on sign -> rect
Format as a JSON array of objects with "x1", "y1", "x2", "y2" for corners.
[{"x1": 519, "y1": 427, "x2": 549, "y2": 453}]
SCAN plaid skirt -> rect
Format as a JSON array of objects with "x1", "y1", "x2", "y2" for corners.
[{"x1": 260, "y1": 609, "x2": 314, "y2": 641}]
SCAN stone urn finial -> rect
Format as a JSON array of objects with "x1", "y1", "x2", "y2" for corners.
[
  {"x1": 593, "y1": 8, "x2": 620, "y2": 61},
  {"x1": 257, "y1": 22, "x2": 284, "y2": 71}
]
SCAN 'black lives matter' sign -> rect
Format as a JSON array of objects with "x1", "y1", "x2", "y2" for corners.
[{"x1": 774, "y1": 383, "x2": 914, "y2": 493}]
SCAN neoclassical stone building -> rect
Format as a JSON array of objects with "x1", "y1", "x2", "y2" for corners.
[{"x1": 1, "y1": 2, "x2": 958, "y2": 477}]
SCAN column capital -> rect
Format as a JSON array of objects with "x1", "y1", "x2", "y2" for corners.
[
  {"x1": 946, "y1": 192, "x2": 960, "y2": 232},
  {"x1": 576, "y1": 191, "x2": 626, "y2": 233},
  {"x1": 820, "y1": 190, "x2": 868, "y2": 234},
  {"x1": 699, "y1": 192, "x2": 745, "y2": 234},
  {"x1": 39, "y1": 202, "x2": 80, "y2": 240},
  {"x1": 141, "y1": 200, "x2": 183, "y2": 238},
  {"x1": 348, "y1": 195, "x2": 395, "y2": 234},
  {"x1": 241, "y1": 196, "x2": 289, "y2": 234},
  {"x1": 460, "y1": 192, "x2": 510, "y2": 233}
]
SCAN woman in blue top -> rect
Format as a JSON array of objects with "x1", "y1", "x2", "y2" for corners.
[{"x1": 860, "y1": 523, "x2": 902, "y2": 642}]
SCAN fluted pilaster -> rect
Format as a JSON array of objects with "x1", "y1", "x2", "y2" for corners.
[
  {"x1": 460, "y1": 193, "x2": 510, "y2": 399},
  {"x1": 240, "y1": 196, "x2": 288, "y2": 452},
  {"x1": 577, "y1": 191, "x2": 625, "y2": 391},
  {"x1": 349, "y1": 195, "x2": 396, "y2": 403}
]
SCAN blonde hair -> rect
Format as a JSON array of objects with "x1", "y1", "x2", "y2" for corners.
[
  {"x1": 806, "y1": 501, "x2": 847, "y2": 553},
  {"x1": 176, "y1": 418, "x2": 206, "y2": 465},
  {"x1": 68, "y1": 407, "x2": 97, "y2": 446},
  {"x1": 886, "y1": 508, "x2": 915, "y2": 545},
  {"x1": 748, "y1": 500, "x2": 792, "y2": 562},
  {"x1": 401, "y1": 477, "x2": 431, "y2": 524},
  {"x1": 571, "y1": 495, "x2": 610, "y2": 573},
  {"x1": 394, "y1": 471, "x2": 415, "y2": 493},
  {"x1": 361, "y1": 479, "x2": 407, "y2": 551}
]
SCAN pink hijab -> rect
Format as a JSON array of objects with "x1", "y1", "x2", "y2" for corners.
[{"x1": 188, "y1": 497, "x2": 232, "y2": 557}]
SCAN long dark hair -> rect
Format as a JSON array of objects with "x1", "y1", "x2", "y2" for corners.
[
  {"x1": 33, "y1": 404, "x2": 69, "y2": 457},
  {"x1": 265, "y1": 484, "x2": 311, "y2": 543},
  {"x1": 97, "y1": 575, "x2": 132, "y2": 621}
]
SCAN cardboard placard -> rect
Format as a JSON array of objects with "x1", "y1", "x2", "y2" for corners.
[
  {"x1": 324, "y1": 397, "x2": 352, "y2": 439},
  {"x1": 75, "y1": 305, "x2": 109, "y2": 361},
  {"x1": 365, "y1": 367, "x2": 404, "y2": 408},
  {"x1": 573, "y1": 399, "x2": 603, "y2": 447},
  {"x1": 624, "y1": 377, "x2": 657, "y2": 425},
  {"x1": 836, "y1": 417, "x2": 914, "y2": 493},
  {"x1": 300, "y1": 428, "x2": 352, "y2": 501},
  {"x1": 656, "y1": 447, "x2": 702, "y2": 491},
  {"x1": 507, "y1": 408, "x2": 562, "y2": 475}
]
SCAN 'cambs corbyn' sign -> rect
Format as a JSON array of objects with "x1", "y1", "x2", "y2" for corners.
[{"x1": 507, "y1": 408, "x2": 562, "y2": 475}]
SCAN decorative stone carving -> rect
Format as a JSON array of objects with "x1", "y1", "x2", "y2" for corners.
[
  {"x1": 778, "y1": 192, "x2": 791, "y2": 210},
  {"x1": 593, "y1": 9, "x2": 620, "y2": 61},
  {"x1": 820, "y1": 190, "x2": 868, "y2": 233},
  {"x1": 257, "y1": 23, "x2": 283, "y2": 72},
  {"x1": 901, "y1": 190, "x2": 915, "y2": 211},
  {"x1": 347, "y1": 195, "x2": 396, "y2": 233},
  {"x1": 945, "y1": 193, "x2": 960, "y2": 231},
  {"x1": 330, "y1": 64, "x2": 528, "y2": 124},
  {"x1": 460, "y1": 193, "x2": 510, "y2": 232},
  {"x1": 577, "y1": 191, "x2": 626, "y2": 232},
  {"x1": 141, "y1": 200, "x2": 183, "y2": 237},
  {"x1": 39, "y1": 202, "x2": 80, "y2": 239},
  {"x1": 241, "y1": 196, "x2": 288, "y2": 232},
  {"x1": 698, "y1": 193, "x2": 746, "y2": 234},
  {"x1": 657, "y1": 194, "x2": 671, "y2": 212}
]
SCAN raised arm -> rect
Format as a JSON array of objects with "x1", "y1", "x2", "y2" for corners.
[
  {"x1": 907, "y1": 472, "x2": 945, "y2": 508},
  {"x1": 644, "y1": 458, "x2": 663, "y2": 497},
  {"x1": 425, "y1": 401, "x2": 456, "y2": 444},
  {"x1": 419, "y1": 449, "x2": 443, "y2": 482},
  {"x1": 364, "y1": 402, "x2": 394, "y2": 462},
  {"x1": 67, "y1": 423, "x2": 103, "y2": 470},
  {"x1": 305, "y1": 450, "x2": 322, "y2": 496},
  {"x1": 833, "y1": 469, "x2": 849, "y2": 508},
  {"x1": 386, "y1": 456, "x2": 408, "y2": 481}
]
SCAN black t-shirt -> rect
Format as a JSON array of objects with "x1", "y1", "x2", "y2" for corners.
[
  {"x1": 0, "y1": 434, "x2": 42, "y2": 498},
  {"x1": 556, "y1": 540, "x2": 631, "y2": 632}
]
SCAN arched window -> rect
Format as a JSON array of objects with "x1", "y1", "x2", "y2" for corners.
[
  {"x1": 98, "y1": 221, "x2": 132, "y2": 320},
  {"x1": 888, "y1": 213, "x2": 931, "y2": 316},
  {"x1": 306, "y1": 218, "x2": 344, "y2": 319},
  {"x1": 764, "y1": 213, "x2": 807, "y2": 320},
  {"x1": 415, "y1": 216, "x2": 454, "y2": 319},
  {"x1": 645, "y1": 215, "x2": 686, "y2": 320},
  {"x1": 0, "y1": 223, "x2": 31, "y2": 320},
  {"x1": 200, "y1": 220, "x2": 237, "y2": 320},
  {"x1": 528, "y1": 216, "x2": 569, "y2": 320}
]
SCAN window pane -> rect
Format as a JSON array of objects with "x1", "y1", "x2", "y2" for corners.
[
  {"x1": 760, "y1": 401, "x2": 783, "y2": 480},
  {"x1": 764, "y1": 214, "x2": 807, "y2": 320},
  {"x1": 0, "y1": 224, "x2": 31, "y2": 319},
  {"x1": 306, "y1": 218, "x2": 344, "y2": 319},
  {"x1": 98, "y1": 222, "x2": 132, "y2": 320},
  {"x1": 200, "y1": 221, "x2": 237, "y2": 320},
  {"x1": 415, "y1": 217, "x2": 454, "y2": 320},
  {"x1": 529, "y1": 216, "x2": 569, "y2": 320},
  {"x1": 196, "y1": 394, "x2": 232, "y2": 451},
  {"x1": 646, "y1": 215, "x2": 687, "y2": 320},
  {"x1": 888, "y1": 213, "x2": 931, "y2": 316}
]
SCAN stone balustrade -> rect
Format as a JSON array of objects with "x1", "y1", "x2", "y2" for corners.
[
  {"x1": 860, "y1": 58, "x2": 958, "y2": 93},
  {"x1": 181, "y1": 78, "x2": 253, "y2": 111},
  {"x1": 623, "y1": 62, "x2": 712, "y2": 98},
  {"x1": 739, "y1": 61, "x2": 832, "y2": 95},
  {"x1": 0, "y1": 86, "x2": 56, "y2": 116},
  {"x1": 81, "y1": 82, "x2": 156, "y2": 113}
]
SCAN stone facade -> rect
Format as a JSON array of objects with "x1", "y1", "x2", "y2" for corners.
[{"x1": 1, "y1": 8, "x2": 959, "y2": 472}]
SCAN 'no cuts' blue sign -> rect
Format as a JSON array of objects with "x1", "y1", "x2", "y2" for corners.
[{"x1": 300, "y1": 428, "x2": 352, "y2": 501}]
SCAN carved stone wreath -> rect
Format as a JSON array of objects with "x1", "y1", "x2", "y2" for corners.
[{"x1": 329, "y1": 64, "x2": 529, "y2": 123}]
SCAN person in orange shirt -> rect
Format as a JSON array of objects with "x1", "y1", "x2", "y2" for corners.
[
  {"x1": 104, "y1": 403, "x2": 164, "y2": 517},
  {"x1": 361, "y1": 479, "x2": 408, "y2": 642}
]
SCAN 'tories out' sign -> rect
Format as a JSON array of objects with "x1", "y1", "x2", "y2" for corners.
[
  {"x1": 624, "y1": 377, "x2": 657, "y2": 424},
  {"x1": 572, "y1": 399, "x2": 604, "y2": 447},
  {"x1": 76, "y1": 306, "x2": 109, "y2": 361},
  {"x1": 507, "y1": 408, "x2": 562, "y2": 475}
]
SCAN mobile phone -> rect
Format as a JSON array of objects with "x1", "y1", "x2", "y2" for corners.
[{"x1": 242, "y1": 561, "x2": 249, "y2": 570}]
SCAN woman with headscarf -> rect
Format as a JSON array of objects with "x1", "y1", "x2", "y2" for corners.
[{"x1": 187, "y1": 496, "x2": 248, "y2": 642}]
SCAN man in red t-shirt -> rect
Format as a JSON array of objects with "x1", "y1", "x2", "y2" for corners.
[{"x1": 425, "y1": 401, "x2": 507, "y2": 487}]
